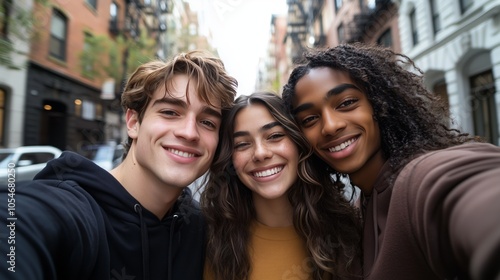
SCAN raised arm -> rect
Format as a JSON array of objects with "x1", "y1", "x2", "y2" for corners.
[
  {"x1": 398, "y1": 143, "x2": 500, "y2": 280},
  {"x1": 0, "y1": 180, "x2": 109, "y2": 279}
]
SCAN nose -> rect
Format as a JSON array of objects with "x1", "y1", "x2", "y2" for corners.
[
  {"x1": 252, "y1": 141, "x2": 273, "y2": 162},
  {"x1": 174, "y1": 115, "x2": 200, "y2": 142},
  {"x1": 321, "y1": 109, "x2": 346, "y2": 136}
]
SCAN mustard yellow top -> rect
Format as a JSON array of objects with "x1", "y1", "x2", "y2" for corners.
[{"x1": 204, "y1": 221, "x2": 312, "y2": 280}]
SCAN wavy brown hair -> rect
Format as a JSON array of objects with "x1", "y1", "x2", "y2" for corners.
[
  {"x1": 200, "y1": 92, "x2": 362, "y2": 280},
  {"x1": 282, "y1": 43, "x2": 480, "y2": 180},
  {"x1": 120, "y1": 50, "x2": 238, "y2": 157}
]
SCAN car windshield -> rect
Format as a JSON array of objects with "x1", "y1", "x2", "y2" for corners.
[{"x1": 0, "y1": 152, "x2": 15, "y2": 168}]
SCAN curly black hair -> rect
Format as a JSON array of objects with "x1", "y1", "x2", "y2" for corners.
[{"x1": 282, "y1": 43, "x2": 480, "y2": 178}]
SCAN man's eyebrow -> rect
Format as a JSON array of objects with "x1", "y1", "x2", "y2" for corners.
[
  {"x1": 233, "y1": 121, "x2": 281, "y2": 138},
  {"x1": 152, "y1": 97, "x2": 186, "y2": 108},
  {"x1": 202, "y1": 106, "x2": 222, "y2": 119},
  {"x1": 326, "y1": 83, "x2": 360, "y2": 98},
  {"x1": 152, "y1": 97, "x2": 221, "y2": 118},
  {"x1": 292, "y1": 103, "x2": 312, "y2": 116},
  {"x1": 292, "y1": 83, "x2": 361, "y2": 115}
]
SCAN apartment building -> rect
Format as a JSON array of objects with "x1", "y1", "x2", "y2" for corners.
[
  {"x1": 398, "y1": 0, "x2": 500, "y2": 145},
  {"x1": 0, "y1": 0, "x2": 35, "y2": 148},
  {"x1": 7, "y1": 0, "x2": 170, "y2": 152}
]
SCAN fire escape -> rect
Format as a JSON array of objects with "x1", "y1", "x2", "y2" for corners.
[
  {"x1": 285, "y1": 0, "x2": 325, "y2": 64},
  {"x1": 121, "y1": 0, "x2": 170, "y2": 43},
  {"x1": 346, "y1": 0, "x2": 394, "y2": 43}
]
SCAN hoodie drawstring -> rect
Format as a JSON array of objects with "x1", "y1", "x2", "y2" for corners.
[
  {"x1": 372, "y1": 189, "x2": 379, "y2": 262},
  {"x1": 168, "y1": 214, "x2": 178, "y2": 280},
  {"x1": 134, "y1": 204, "x2": 150, "y2": 280}
]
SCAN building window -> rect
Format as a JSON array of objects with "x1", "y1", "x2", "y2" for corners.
[
  {"x1": 86, "y1": 0, "x2": 97, "y2": 10},
  {"x1": 460, "y1": 0, "x2": 473, "y2": 14},
  {"x1": 49, "y1": 9, "x2": 67, "y2": 61},
  {"x1": 430, "y1": 0, "x2": 440, "y2": 34},
  {"x1": 410, "y1": 8, "x2": 418, "y2": 46},
  {"x1": 337, "y1": 23, "x2": 345, "y2": 43},
  {"x1": 377, "y1": 28, "x2": 392, "y2": 47},
  {"x1": 470, "y1": 70, "x2": 498, "y2": 145},
  {"x1": 109, "y1": 2, "x2": 119, "y2": 34},
  {"x1": 110, "y1": 2, "x2": 118, "y2": 24},
  {"x1": 75, "y1": 99, "x2": 98, "y2": 120},
  {"x1": 82, "y1": 100, "x2": 96, "y2": 121},
  {"x1": 1, "y1": 0, "x2": 12, "y2": 38},
  {"x1": 335, "y1": 0, "x2": 343, "y2": 13},
  {"x1": 82, "y1": 33, "x2": 93, "y2": 75}
]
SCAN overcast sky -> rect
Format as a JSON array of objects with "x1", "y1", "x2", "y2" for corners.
[{"x1": 186, "y1": 0, "x2": 288, "y2": 96}]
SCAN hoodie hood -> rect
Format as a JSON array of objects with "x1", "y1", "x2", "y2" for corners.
[
  {"x1": 34, "y1": 151, "x2": 205, "y2": 280},
  {"x1": 36, "y1": 151, "x2": 196, "y2": 224},
  {"x1": 36, "y1": 151, "x2": 143, "y2": 222}
]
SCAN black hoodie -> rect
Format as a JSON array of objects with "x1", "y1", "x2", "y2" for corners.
[{"x1": 0, "y1": 151, "x2": 205, "y2": 280}]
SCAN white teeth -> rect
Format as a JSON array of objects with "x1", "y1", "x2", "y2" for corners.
[
  {"x1": 168, "y1": 148, "x2": 195, "y2": 158},
  {"x1": 329, "y1": 138, "x2": 355, "y2": 152},
  {"x1": 253, "y1": 166, "x2": 283, "y2": 178}
]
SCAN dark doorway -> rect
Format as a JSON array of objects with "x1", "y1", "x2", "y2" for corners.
[
  {"x1": 469, "y1": 70, "x2": 498, "y2": 145},
  {"x1": 40, "y1": 100, "x2": 67, "y2": 150}
]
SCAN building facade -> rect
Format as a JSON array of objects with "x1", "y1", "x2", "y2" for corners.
[
  {"x1": 1, "y1": 0, "x2": 172, "y2": 152},
  {"x1": 0, "y1": 0, "x2": 35, "y2": 148},
  {"x1": 2, "y1": 0, "x2": 216, "y2": 151},
  {"x1": 257, "y1": 14, "x2": 288, "y2": 94},
  {"x1": 23, "y1": 0, "x2": 127, "y2": 151},
  {"x1": 398, "y1": 0, "x2": 500, "y2": 145},
  {"x1": 283, "y1": 0, "x2": 401, "y2": 87}
]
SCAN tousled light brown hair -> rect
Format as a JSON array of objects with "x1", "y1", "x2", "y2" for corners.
[{"x1": 120, "y1": 50, "x2": 238, "y2": 156}]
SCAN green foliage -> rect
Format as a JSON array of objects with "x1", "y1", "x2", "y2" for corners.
[
  {"x1": 80, "y1": 35, "x2": 109, "y2": 79},
  {"x1": 79, "y1": 28, "x2": 158, "y2": 87},
  {"x1": 0, "y1": 0, "x2": 49, "y2": 69},
  {"x1": 125, "y1": 30, "x2": 157, "y2": 77},
  {"x1": 0, "y1": 38, "x2": 18, "y2": 69}
]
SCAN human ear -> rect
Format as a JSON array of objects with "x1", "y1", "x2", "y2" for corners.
[{"x1": 126, "y1": 109, "x2": 139, "y2": 139}]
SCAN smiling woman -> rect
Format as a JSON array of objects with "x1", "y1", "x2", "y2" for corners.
[
  {"x1": 201, "y1": 92, "x2": 362, "y2": 280},
  {"x1": 232, "y1": 102, "x2": 299, "y2": 204}
]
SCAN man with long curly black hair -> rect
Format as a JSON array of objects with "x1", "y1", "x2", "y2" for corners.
[{"x1": 282, "y1": 43, "x2": 500, "y2": 280}]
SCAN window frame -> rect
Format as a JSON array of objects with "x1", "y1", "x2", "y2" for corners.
[
  {"x1": 469, "y1": 70, "x2": 498, "y2": 145},
  {"x1": 377, "y1": 28, "x2": 392, "y2": 48},
  {"x1": 460, "y1": 0, "x2": 473, "y2": 14},
  {"x1": 410, "y1": 8, "x2": 419, "y2": 46},
  {"x1": 430, "y1": 0, "x2": 441, "y2": 34},
  {"x1": 49, "y1": 9, "x2": 68, "y2": 61},
  {"x1": 86, "y1": 0, "x2": 98, "y2": 10}
]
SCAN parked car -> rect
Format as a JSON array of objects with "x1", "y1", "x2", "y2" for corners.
[
  {"x1": 81, "y1": 143, "x2": 124, "y2": 171},
  {"x1": 0, "y1": 146, "x2": 62, "y2": 183}
]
